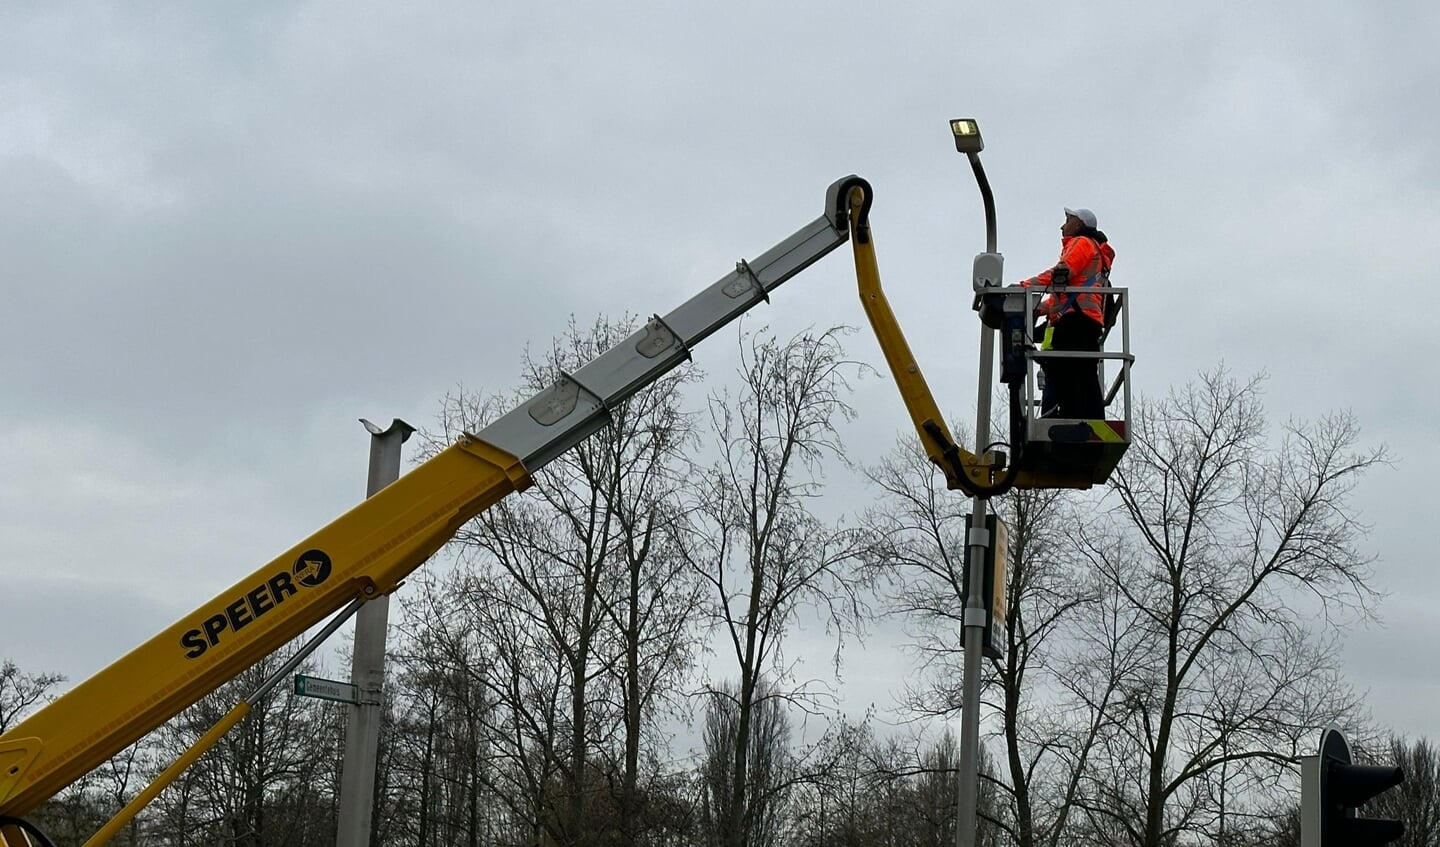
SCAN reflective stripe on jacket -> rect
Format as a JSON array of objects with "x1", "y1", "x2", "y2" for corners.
[{"x1": 1021, "y1": 235, "x2": 1114, "y2": 325}]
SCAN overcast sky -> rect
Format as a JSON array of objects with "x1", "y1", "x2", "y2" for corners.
[{"x1": 3, "y1": 1, "x2": 1437, "y2": 749}]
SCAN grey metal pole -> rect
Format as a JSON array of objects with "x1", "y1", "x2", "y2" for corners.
[
  {"x1": 956, "y1": 148, "x2": 999, "y2": 847},
  {"x1": 336, "y1": 418, "x2": 414, "y2": 847},
  {"x1": 956, "y1": 329, "x2": 994, "y2": 847}
]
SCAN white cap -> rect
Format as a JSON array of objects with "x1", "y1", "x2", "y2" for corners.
[{"x1": 1064, "y1": 207, "x2": 1097, "y2": 229}]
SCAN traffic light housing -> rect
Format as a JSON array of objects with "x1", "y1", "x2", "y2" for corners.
[{"x1": 1302, "y1": 726, "x2": 1404, "y2": 846}]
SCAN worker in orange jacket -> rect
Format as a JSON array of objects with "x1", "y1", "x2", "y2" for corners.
[{"x1": 1019, "y1": 207, "x2": 1115, "y2": 419}]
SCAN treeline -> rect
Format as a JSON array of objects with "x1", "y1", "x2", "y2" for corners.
[{"x1": 0, "y1": 318, "x2": 1416, "y2": 846}]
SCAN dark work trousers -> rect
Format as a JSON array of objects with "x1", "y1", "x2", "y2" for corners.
[{"x1": 1040, "y1": 312, "x2": 1104, "y2": 419}]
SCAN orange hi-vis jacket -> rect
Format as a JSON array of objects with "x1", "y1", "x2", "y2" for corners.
[{"x1": 1021, "y1": 235, "x2": 1115, "y2": 325}]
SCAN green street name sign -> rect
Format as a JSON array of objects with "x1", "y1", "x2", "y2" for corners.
[{"x1": 294, "y1": 674, "x2": 360, "y2": 705}]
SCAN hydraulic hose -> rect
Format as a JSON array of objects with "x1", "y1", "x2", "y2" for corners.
[{"x1": 0, "y1": 816, "x2": 58, "y2": 847}]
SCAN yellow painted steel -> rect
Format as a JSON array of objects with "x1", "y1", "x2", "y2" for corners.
[
  {"x1": 840, "y1": 185, "x2": 1048, "y2": 492},
  {"x1": 1086, "y1": 420, "x2": 1125, "y2": 443},
  {"x1": 846, "y1": 190, "x2": 1001, "y2": 493},
  {"x1": 0, "y1": 435, "x2": 530, "y2": 818}
]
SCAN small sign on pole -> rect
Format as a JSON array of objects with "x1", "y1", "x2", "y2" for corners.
[
  {"x1": 961, "y1": 513, "x2": 1010, "y2": 660},
  {"x1": 294, "y1": 674, "x2": 360, "y2": 705}
]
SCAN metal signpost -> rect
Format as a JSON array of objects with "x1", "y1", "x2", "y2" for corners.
[{"x1": 335, "y1": 418, "x2": 414, "y2": 847}]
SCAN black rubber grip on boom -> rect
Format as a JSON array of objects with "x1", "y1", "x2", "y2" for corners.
[{"x1": 826, "y1": 175, "x2": 874, "y2": 243}]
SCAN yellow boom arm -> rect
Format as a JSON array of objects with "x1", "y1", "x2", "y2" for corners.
[
  {"x1": 830, "y1": 177, "x2": 1013, "y2": 496},
  {"x1": 0, "y1": 181, "x2": 857, "y2": 821},
  {"x1": 0, "y1": 437, "x2": 529, "y2": 816}
]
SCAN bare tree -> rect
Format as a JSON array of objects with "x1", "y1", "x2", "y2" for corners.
[
  {"x1": 587, "y1": 327, "x2": 704, "y2": 847},
  {"x1": 1071, "y1": 368, "x2": 1385, "y2": 847},
  {"x1": 685, "y1": 326, "x2": 866, "y2": 847},
  {"x1": 29, "y1": 758, "x2": 117, "y2": 847},
  {"x1": 857, "y1": 432, "x2": 972, "y2": 719},
  {"x1": 419, "y1": 314, "x2": 701, "y2": 846},
  {"x1": 787, "y1": 719, "x2": 1004, "y2": 847},
  {"x1": 1364, "y1": 735, "x2": 1440, "y2": 847},
  {"x1": 861, "y1": 432, "x2": 1099, "y2": 847},
  {"x1": 601, "y1": 498, "x2": 705, "y2": 847},
  {"x1": 798, "y1": 716, "x2": 883, "y2": 846},
  {"x1": 90, "y1": 742, "x2": 152, "y2": 846},
  {"x1": 0, "y1": 659, "x2": 64, "y2": 733},
  {"x1": 993, "y1": 486, "x2": 1122, "y2": 847},
  {"x1": 145, "y1": 648, "x2": 340, "y2": 847},
  {"x1": 389, "y1": 570, "x2": 505, "y2": 847},
  {"x1": 700, "y1": 679, "x2": 793, "y2": 847}
]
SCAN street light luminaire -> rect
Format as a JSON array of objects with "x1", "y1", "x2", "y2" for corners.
[
  {"x1": 949, "y1": 117, "x2": 995, "y2": 252},
  {"x1": 951, "y1": 118, "x2": 984, "y2": 153}
]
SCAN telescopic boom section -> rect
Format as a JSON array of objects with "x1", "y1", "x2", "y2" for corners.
[{"x1": 0, "y1": 180, "x2": 858, "y2": 819}]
